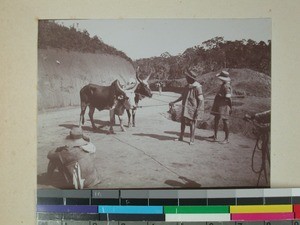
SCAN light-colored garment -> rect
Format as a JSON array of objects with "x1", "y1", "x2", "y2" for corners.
[
  {"x1": 81, "y1": 142, "x2": 96, "y2": 153},
  {"x1": 181, "y1": 81, "x2": 204, "y2": 121}
]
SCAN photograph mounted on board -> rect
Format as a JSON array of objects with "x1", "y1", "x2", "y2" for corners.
[{"x1": 37, "y1": 19, "x2": 271, "y2": 189}]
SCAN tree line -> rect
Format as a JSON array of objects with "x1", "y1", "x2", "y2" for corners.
[
  {"x1": 135, "y1": 37, "x2": 271, "y2": 80},
  {"x1": 38, "y1": 20, "x2": 132, "y2": 63}
]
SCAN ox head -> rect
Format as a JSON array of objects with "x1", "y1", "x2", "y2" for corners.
[
  {"x1": 135, "y1": 67, "x2": 153, "y2": 98},
  {"x1": 122, "y1": 78, "x2": 138, "y2": 110},
  {"x1": 112, "y1": 79, "x2": 141, "y2": 112},
  {"x1": 116, "y1": 94, "x2": 132, "y2": 111}
]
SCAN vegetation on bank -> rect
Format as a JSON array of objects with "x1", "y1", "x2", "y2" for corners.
[
  {"x1": 135, "y1": 37, "x2": 271, "y2": 82},
  {"x1": 38, "y1": 20, "x2": 132, "y2": 63}
]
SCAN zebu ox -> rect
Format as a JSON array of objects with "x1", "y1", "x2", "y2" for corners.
[
  {"x1": 114, "y1": 71, "x2": 153, "y2": 128},
  {"x1": 79, "y1": 79, "x2": 131, "y2": 134}
]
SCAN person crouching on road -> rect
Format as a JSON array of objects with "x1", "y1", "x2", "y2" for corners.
[
  {"x1": 169, "y1": 69, "x2": 204, "y2": 145},
  {"x1": 47, "y1": 127, "x2": 100, "y2": 189},
  {"x1": 209, "y1": 70, "x2": 232, "y2": 144}
]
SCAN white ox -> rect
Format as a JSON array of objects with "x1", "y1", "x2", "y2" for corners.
[{"x1": 112, "y1": 72, "x2": 153, "y2": 131}]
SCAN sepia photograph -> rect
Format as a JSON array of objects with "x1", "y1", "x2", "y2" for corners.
[{"x1": 37, "y1": 19, "x2": 271, "y2": 189}]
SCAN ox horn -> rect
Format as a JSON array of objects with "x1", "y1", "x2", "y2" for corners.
[
  {"x1": 115, "y1": 79, "x2": 126, "y2": 93},
  {"x1": 144, "y1": 74, "x2": 151, "y2": 83},
  {"x1": 136, "y1": 66, "x2": 142, "y2": 83},
  {"x1": 144, "y1": 67, "x2": 154, "y2": 83}
]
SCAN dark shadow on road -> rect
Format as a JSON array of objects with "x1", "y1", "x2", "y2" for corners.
[
  {"x1": 165, "y1": 176, "x2": 201, "y2": 188},
  {"x1": 93, "y1": 119, "x2": 111, "y2": 127},
  {"x1": 133, "y1": 133, "x2": 181, "y2": 141},
  {"x1": 203, "y1": 137, "x2": 219, "y2": 143},
  {"x1": 37, "y1": 172, "x2": 72, "y2": 189},
  {"x1": 164, "y1": 131, "x2": 206, "y2": 141},
  {"x1": 59, "y1": 123, "x2": 108, "y2": 134},
  {"x1": 239, "y1": 144, "x2": 251, "y2": 149}
]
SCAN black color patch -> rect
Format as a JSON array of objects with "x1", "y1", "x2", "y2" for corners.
[
  {"x1": 149, "y1": 199, "x2": 178, "y2": 206},
  {"x1": 179, "y1": 198, "x2": 207, "y2": 206},
  {"x1": 208, "y1": 198, "x2": 236, "y2": 205},
  {"x1": 264, "y1": 197, "x2": 291, "y2": 204},
  {"x1": 91, "y1": 198, "x2": 120, "y2": 205},
  {"x1": 121, "y1": 198, "x2": 148, "y2": 205},
  {"x1": 37, "y1": 197, "x2": 64, "y2": 205},
  {"x1": 237, "y1": 197, "x2": 264, "y2": 205},
  {"x1": 292, "y1": 197, "x2": 300, "y2": 204}
]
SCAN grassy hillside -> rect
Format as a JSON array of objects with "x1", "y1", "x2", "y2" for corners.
[
  {"x1": 200, "y1": 68, "x2": 271, "y2": 97},
  {"x1": 151, "y1": 68, "x2": 270, "y2": 97},
  {"x1": 38, "y1": 48, "x2": 135, "y2": 111}
]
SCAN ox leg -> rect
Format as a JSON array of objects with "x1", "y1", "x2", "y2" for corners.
[
  {"x1": 108, "y1": 109, "x2": 116, "y2": 134},
  {"x1": 118, "y1": 115, "x2": 126, "y2": 132},
  {"x1": 88, "y1": 106, "x2": 97, "y2": 130},
  {"x1": 132, "y1": 109, "x2": 136, "y2": 127},
  {"x1": 126, "y1": 109, "x2": 132, "y2": 127},
  {"x1": 79, "y1": 102, "x2": 87, "y2": 128}
]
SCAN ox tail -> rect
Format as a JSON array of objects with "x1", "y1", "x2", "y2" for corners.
[{"x1": 79, "y1": 85, "x2": 91, "y2": 127}]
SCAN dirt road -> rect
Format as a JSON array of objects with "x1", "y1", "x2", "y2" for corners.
[{"x1": 37, "y1": 92, "x2": 268, "y2": 189}]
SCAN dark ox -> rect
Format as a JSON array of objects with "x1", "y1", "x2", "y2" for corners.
[{"x1": 79, "y1": 79, "x2": 130, "y2": 133}]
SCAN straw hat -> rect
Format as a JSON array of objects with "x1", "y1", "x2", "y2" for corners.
[
  {"x1": 65, "y1": 127, "x2": 90, "y2": 147},
  {"x1": 216, "y1": 70, "x2": 231, "y2": 82},
  {"x1": 185, "y1": 69, "x2": 198, "y2": 80}
]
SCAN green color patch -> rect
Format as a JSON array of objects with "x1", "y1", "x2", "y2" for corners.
[{"x1": 164, "y1": 205, "x2": 229, "y2": 214}]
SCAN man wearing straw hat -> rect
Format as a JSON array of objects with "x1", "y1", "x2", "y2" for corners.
[
  {"x1": 209, "y1": 70, "x2": 232, "y2": 144},
  {"x1": 47, "y1": 127, "x2": 100, "y2": 189},
  {"x1": 169, "y1": 69, "x2": 204, "y2": 145}
]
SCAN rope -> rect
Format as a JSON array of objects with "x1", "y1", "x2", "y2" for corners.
[
  {"x1": 137, "y1": 104, "x2": 169, "y2": 108},
  {"x1": 153, "y1": 92, "x2": 244, "y2": 101},
  {"x1": 152, "y1": 92, "x2": 181, "y2": 98},
  {"x1": 151, "y1": 96, "x2": 171, "y2": 104},
  {"x1": 132, "y1": 91, "x2": 246, "y2": 120},
  {"x1": 112, "y1": 136, "x2": 182, "y2": 178},
  {"x1": 250, "y1": 126, "x2": 270, "y2": 186},
  {"x1": 137, "y1": 96, "x2": 246, "y2": 120},
  {"x1": 205, "y1": 85, "x2": 221, "y2": 96}
]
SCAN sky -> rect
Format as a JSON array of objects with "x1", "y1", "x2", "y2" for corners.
[{"x1": 55, "y1": 19, "x2": 271, "y2": 60}]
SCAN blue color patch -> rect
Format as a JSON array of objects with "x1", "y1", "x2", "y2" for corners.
[{"x1": 98, "y1": 206, "x2": 163, "y2": 214}]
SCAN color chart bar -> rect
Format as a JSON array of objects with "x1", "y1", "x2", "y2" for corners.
[{"x1": 36, "y1": 188, "x2": 300, "y2": 223}]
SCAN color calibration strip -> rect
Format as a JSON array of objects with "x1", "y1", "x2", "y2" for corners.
[{"x1": 37, "y1": 188, "x2": 300, "y2": 224}]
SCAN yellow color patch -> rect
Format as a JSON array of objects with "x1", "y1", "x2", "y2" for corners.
[{"x1": 230, "y1": 205, "x2": 293, "y2": 213}]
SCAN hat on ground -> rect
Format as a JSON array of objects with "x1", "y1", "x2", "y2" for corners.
[
  {"x1": 185, "y1": 69, "x2": 197, "y2": 80},
  {"x1": 65, "y1": 127, "x2": 90, "y2": 147},
  {"x1": 216, "y1": 70, "x2": 231, "y2": 82}
]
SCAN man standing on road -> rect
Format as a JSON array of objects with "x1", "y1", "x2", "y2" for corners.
[
  {"x1": 157, "y1": 82, "x2": 162, "y2": 95},
  {"x1": 169, "y1": 69, "x2": 204, "y2": 145},
  {"x1": 209, "y1": 70, "x2": 232, "y2": 144}
]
